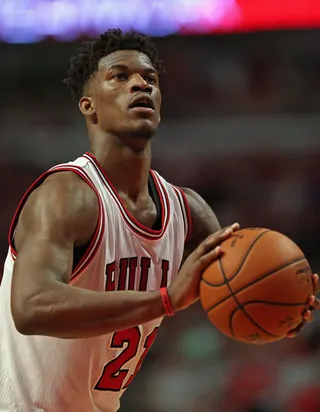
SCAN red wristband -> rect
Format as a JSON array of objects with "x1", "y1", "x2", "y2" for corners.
[{"x1": 160, "y1": 288, "x2": 174, "y2": 317}]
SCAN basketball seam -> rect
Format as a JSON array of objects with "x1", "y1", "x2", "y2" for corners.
[
  {"x1": 228, "y1": 299, "x2": 308, "y2": 340},
  {"x1": 220, "y1": 262, "x2": 280, "y2": 338},
  {"x1": 235, "y1": 300, "x2": 307, "y2": 307},
  {"x1": 201, "y1": 229, "x2": 270, "y2": 286},
  {"x1": 229, "y1": 306, "x2": 279, "y2": 339},
  {"x1": 205, "y1": 256, "x2": 306, "y2": 314}
]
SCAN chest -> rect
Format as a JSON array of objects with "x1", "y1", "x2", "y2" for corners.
[
  {"x1": 72, "y1": 213, "x2": 185, "y2": 294},
  {"x1": 103, "y1": 224, "x2": 183, "y2": 292},
  {"x1": 72, "y1": 169, "x2": 187, "y2": 293},
  {"x1": 121, "y1": 196, "x2": 159, "y2": 230}
]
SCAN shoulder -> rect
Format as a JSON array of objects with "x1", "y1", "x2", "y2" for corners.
[
  {"x1": 181, "y1": 187, "x2": 221, "y2": 233},
  {"x1": 15, "y1": 171, "x2": 99, "y2": 250},
  {"x1": 42, "y1": 171, "x2": 99, "y2": 211},
  {"x1": 30, "y1": 171, "x2": 99, "y2": 219},
  {"x1": 180, "y1": 187, "x2": 221, "y2": 257}
]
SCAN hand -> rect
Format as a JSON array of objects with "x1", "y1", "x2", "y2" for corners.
[
  {"x1": 168, "y1": 223, "x2": 240, "y2": 312},
  {"x1": 287, "y1": 273, "x2": 320, "y2": 338}
]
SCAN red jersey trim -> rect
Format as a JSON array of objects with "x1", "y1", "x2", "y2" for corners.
[
  {"x1": 171, "y1": 186, "x2": 193, "y2": 243},
  {"x1": 8, "y1": 165, "x2": 105, "y2": 281},
  {"x1": 83, "y1": 152, "x2": 170, "y2": 241}
]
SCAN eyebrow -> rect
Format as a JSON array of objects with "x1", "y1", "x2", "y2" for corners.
[{"x1": 107, "y1": 64, "x2": 157, "y2": 74}]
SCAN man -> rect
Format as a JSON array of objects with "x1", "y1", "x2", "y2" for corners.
[{"x1": 0, "y1": 29, "x2": 318, "y2": 412}]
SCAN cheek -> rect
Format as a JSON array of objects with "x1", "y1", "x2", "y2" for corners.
[
  {"x1": 95, "y1": 92, "x2": 123, "y2": 118},
  {"x1": 115, "y1": 90, "x2": 129, "y2": 110},
  {"x1": 102, "y1": 88, "x2": 127, "y2": 110},
  {"x1": 155, "y1": 91, "x2": 162, "y2": 110}
]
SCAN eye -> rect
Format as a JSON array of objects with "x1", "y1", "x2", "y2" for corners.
[
  {"x1": 145, "y1": 75, "x2": 157, "y2": 84},
  {"x1": 112, "y1": 73, "x2": 128, "y2": 81}
]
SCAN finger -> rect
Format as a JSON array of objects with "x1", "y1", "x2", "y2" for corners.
[
  {"x1": 287, "y1": 300, "x2": 317, "y2": 338},
  {"x1": 310, "y1": 296, "x2": 320, "y2": 310},
  {"x1": 213, "y1": 222, "x2": 240, "y2": 239},
  {"x1": 303, "y1": 309, "x2": 314, "y2": 322},
  {"x1": 312, "y1": 273, "x2": 319, "y2": 293},
  {"x1": 287, "y1": 321, "x2": 305, "y2": 338},
  {"x1": 308, "y1": 295, "x2": 315, "y2": 306},
  {"x1": 196, "y1": 246, "x2": 224, "y2": 273},
  {"x1": 231, "y1": 223, "x2": 240, "y2": 232},
  {"x1": 196, "y1": 223, "x2": 240, "y2": 259},
  {"x1": 197, "y1": 227, "x2": 233, "y2": 256},
  {"x1": 303, "y1": 310, "x2": 311, "y2": 320},
  {"x1": 209, "y1": 222, "x2": 240, "y2": 243},
  {"x1": 312, "y1": 273, "x2": 318, "y2": 288}
]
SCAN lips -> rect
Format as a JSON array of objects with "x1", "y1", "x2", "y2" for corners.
[{"x1": 129, "y1": 95, "x2": 155, "y2": 110}]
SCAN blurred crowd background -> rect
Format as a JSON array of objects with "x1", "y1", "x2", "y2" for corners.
[{"x1": 1, "y1": 1, "x2": 320, "y2": 411}]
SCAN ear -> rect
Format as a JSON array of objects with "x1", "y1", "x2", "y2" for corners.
[{"x1": 79, "y1": 97, "x2": 96, "y2": 116}]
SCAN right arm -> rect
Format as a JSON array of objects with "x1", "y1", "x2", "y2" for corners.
[
  {"x1": 11, "y1": 173, "x2": 237, "y2": 339},
  {"x1": 11, "y1": 172, "x2": 165, "y2": 339}
]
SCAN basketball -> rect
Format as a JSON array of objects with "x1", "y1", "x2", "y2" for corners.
[{"x1": 200, "y1": 228, "x2": 313, "y2": 344}]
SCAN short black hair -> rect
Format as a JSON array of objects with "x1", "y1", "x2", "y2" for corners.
[{"x1": 63, "y1": 29, "x2": 164, "y2": 101}]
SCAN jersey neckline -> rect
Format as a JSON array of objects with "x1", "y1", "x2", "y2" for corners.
[{"x1": 83, "y1": 152, "x2": 170, "y2": 241}]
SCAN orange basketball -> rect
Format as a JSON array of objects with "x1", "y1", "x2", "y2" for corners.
[{"x1": 200, "y1": 228, "x2": 313, "y2": 344}]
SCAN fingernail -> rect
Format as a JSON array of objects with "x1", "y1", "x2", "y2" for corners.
[
  {"x1": 225, "y1": 228, "x2": 232, "y2": 235},
  {"x1": 232, "y1": 223, "x2": 240, "y2": 229},
  {"x1": 309, "y1": 295, "x2": 315, "y2": 305},
  {"x1": 215, "y1": 246, "x2": 222, "y2": 253}
]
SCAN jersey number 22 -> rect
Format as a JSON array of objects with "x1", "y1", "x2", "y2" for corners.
[{"x1": 94, "y1": 326, "x2": 158, "y2": 391}]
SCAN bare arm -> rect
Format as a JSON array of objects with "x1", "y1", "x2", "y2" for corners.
[
  {"x1": 11, "y1": 172, "x2": 165, "y2": 339},
  {"x1": 166, "y1": 187, "x2": 238, "y2": 311},
  {"x1": 182, "y1": 187, "x2": 222, "y2": 260}
]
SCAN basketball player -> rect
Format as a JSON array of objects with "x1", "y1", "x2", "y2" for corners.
[{"x1": 0, "y1": 30, "x2": 318, "y2": 412}]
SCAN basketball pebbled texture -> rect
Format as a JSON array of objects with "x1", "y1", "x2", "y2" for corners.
[{"x1": 200, "y1": 228, "x2": 313, "y2": 344}]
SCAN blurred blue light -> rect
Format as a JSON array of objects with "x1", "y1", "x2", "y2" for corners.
[{"x1": 0, "y1": 0, "x2": 239, "y2": 43}]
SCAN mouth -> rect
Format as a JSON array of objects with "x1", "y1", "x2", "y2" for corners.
[{"x1": 129, "y1": 95, "x2": 155, "y2": 112}]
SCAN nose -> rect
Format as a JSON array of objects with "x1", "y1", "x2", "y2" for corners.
[{"x1": 130, "y1": 74, "x2": 152, "y2": 94}]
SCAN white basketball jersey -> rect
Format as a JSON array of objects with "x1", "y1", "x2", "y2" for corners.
[{"x1": 0, "y1": 152, "x2": 191, "y2": 412}]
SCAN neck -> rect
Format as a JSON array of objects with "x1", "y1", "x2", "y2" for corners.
[{"x1": 89, "y1": 131, "x2": 151, "y2": 201}]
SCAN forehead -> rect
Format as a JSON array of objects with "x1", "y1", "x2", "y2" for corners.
[{"x1": 98, "y1": 50, "x2": 155, "y2": 72}]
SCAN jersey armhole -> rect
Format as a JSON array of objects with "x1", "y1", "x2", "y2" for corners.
[
  {"x1": 171, "y1": 186, "x2": 193, "y2": 243},
  {"x1": 8, "y1": 165, "x2": 105, "y2": 281}
]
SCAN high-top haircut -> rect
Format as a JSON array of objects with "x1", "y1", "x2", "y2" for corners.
[{"x1": 63, "y1": 29, "x2": 164, "y2": 101}]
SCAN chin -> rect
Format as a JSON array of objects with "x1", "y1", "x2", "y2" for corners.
[
  {"x1": 131, "y1": 129, "x2": 154, "y2": 140},
  {"x1": 129, "y1": 121, "x2": 157, "y2": 140}
]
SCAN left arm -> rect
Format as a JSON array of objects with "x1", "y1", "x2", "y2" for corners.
[
  {"x1": 181, "y1": 187, "x2": 222, "y2": 261},
  {"x1": 166, "y1": 187, "x2": 238, "y2": 312}
]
